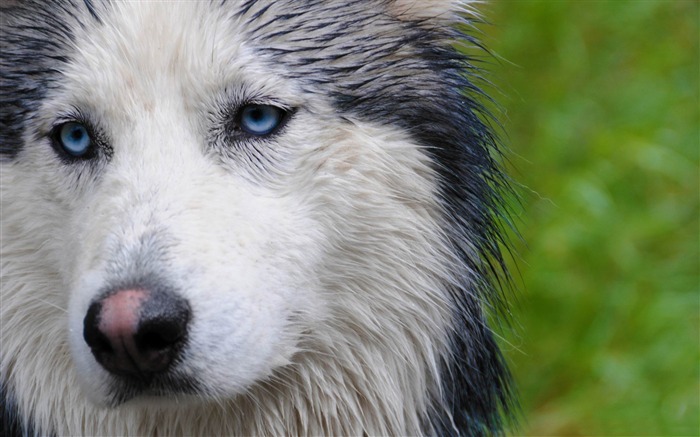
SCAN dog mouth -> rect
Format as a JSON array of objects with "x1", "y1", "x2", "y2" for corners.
[{"x1": 104, "y1": 370, "x2": 201, "y2": 406}]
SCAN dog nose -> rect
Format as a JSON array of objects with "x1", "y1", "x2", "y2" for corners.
[{"x1": 83, "y1": 288, "x2": 191, "y2": 378}]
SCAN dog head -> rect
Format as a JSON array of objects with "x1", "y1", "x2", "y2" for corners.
[{"x1": 1, "y1": 1, "x2": 512, "y2": 434}]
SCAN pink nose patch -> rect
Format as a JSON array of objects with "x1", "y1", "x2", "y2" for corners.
[{"x1": 98, "y1": 289, "x2": 149, "y2": 360}]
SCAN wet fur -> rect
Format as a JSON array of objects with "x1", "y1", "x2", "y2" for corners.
[{"x1": 1, "y1": 1, "x2": 514, "y2": 435}]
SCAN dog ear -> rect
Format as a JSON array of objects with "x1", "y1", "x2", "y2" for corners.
[{"x1": 388, "y1": 0, "x2": 474, "y2": 22}]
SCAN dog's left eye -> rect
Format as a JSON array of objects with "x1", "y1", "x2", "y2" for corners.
[{"x1": 238, "y1": 104, "x2": 287, "y2": 136}]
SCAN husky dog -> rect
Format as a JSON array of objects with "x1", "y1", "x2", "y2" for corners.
[{"x1": 0, "y1": 0, "x2": 514, "y2": 435}]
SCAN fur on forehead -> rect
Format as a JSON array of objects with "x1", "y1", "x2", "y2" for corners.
[{"x1": 389, "y1": 0, "x2": 473, "y2": 21}]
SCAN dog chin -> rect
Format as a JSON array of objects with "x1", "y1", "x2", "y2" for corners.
[{"x1": 87, "y1": 373, "x2": 207, "y2": 408}]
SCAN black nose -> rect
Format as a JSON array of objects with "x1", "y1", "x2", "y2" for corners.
[{"x1": 83, "y1": 288, "x2": 191, "y2": 378}]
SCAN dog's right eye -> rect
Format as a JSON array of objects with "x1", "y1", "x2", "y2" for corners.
[
  {"x1": 237, "y1": 104, "x2": 289, "y2": 137},
  {"x1": 53, "y1": 122, "x2": 93, "y2": 158}
]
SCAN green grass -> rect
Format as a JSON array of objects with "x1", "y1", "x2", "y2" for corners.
[{"x1": 474, "y1": 1, "x2": 699, "y2": 435}]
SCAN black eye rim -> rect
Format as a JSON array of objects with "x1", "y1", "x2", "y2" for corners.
[
  {"x1": 49, "y1": 120, "x2": 101, "y2": 161},
  {"x1": 231, "y1": 103, "x2": 294, "y2": 138}
]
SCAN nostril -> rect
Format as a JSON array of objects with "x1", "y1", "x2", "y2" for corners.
[
  {"x1": 136, "y1": 319, "x2": 186, "y2": 352},
  {"x1": 84, "y1": 301, "x2": 113, "y2": 354},
  {"x1": 136, "y1": 289, "x2": 190, "y2": 349},
  {"x1": 88, "y1": 330, "x2": 114, "y2": 354}
]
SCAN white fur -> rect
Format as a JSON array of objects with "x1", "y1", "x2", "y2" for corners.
[{"x1": 1, "y1": 1, "x2": 470, "y2": 435}]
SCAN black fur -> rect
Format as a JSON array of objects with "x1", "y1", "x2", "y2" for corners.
[
  {"x1": 0, "y1": 1, "x2": 85, "y2": 161},
  {"x1": 1, "y1": 382, "x2": 34, "y2": 437}
]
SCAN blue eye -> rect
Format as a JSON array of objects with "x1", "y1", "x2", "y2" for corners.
[
  {"x1": 239, "y1": 105, "x2": 286, "y2": 136},
  {"x1": 57, "y1": 122, "x2": 92, "y2": 156}
]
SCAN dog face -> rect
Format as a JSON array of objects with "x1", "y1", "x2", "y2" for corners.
[
  {"x1": 4, "y1": 1, "x2": 447, "y2": 407},
  {"x1": 34, "y1": 2, "x2": 326, "y2": 405}
]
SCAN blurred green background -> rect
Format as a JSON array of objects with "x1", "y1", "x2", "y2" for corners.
[{"x1": 476, "y1": 1, "x2": 699, "y2": 435}]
